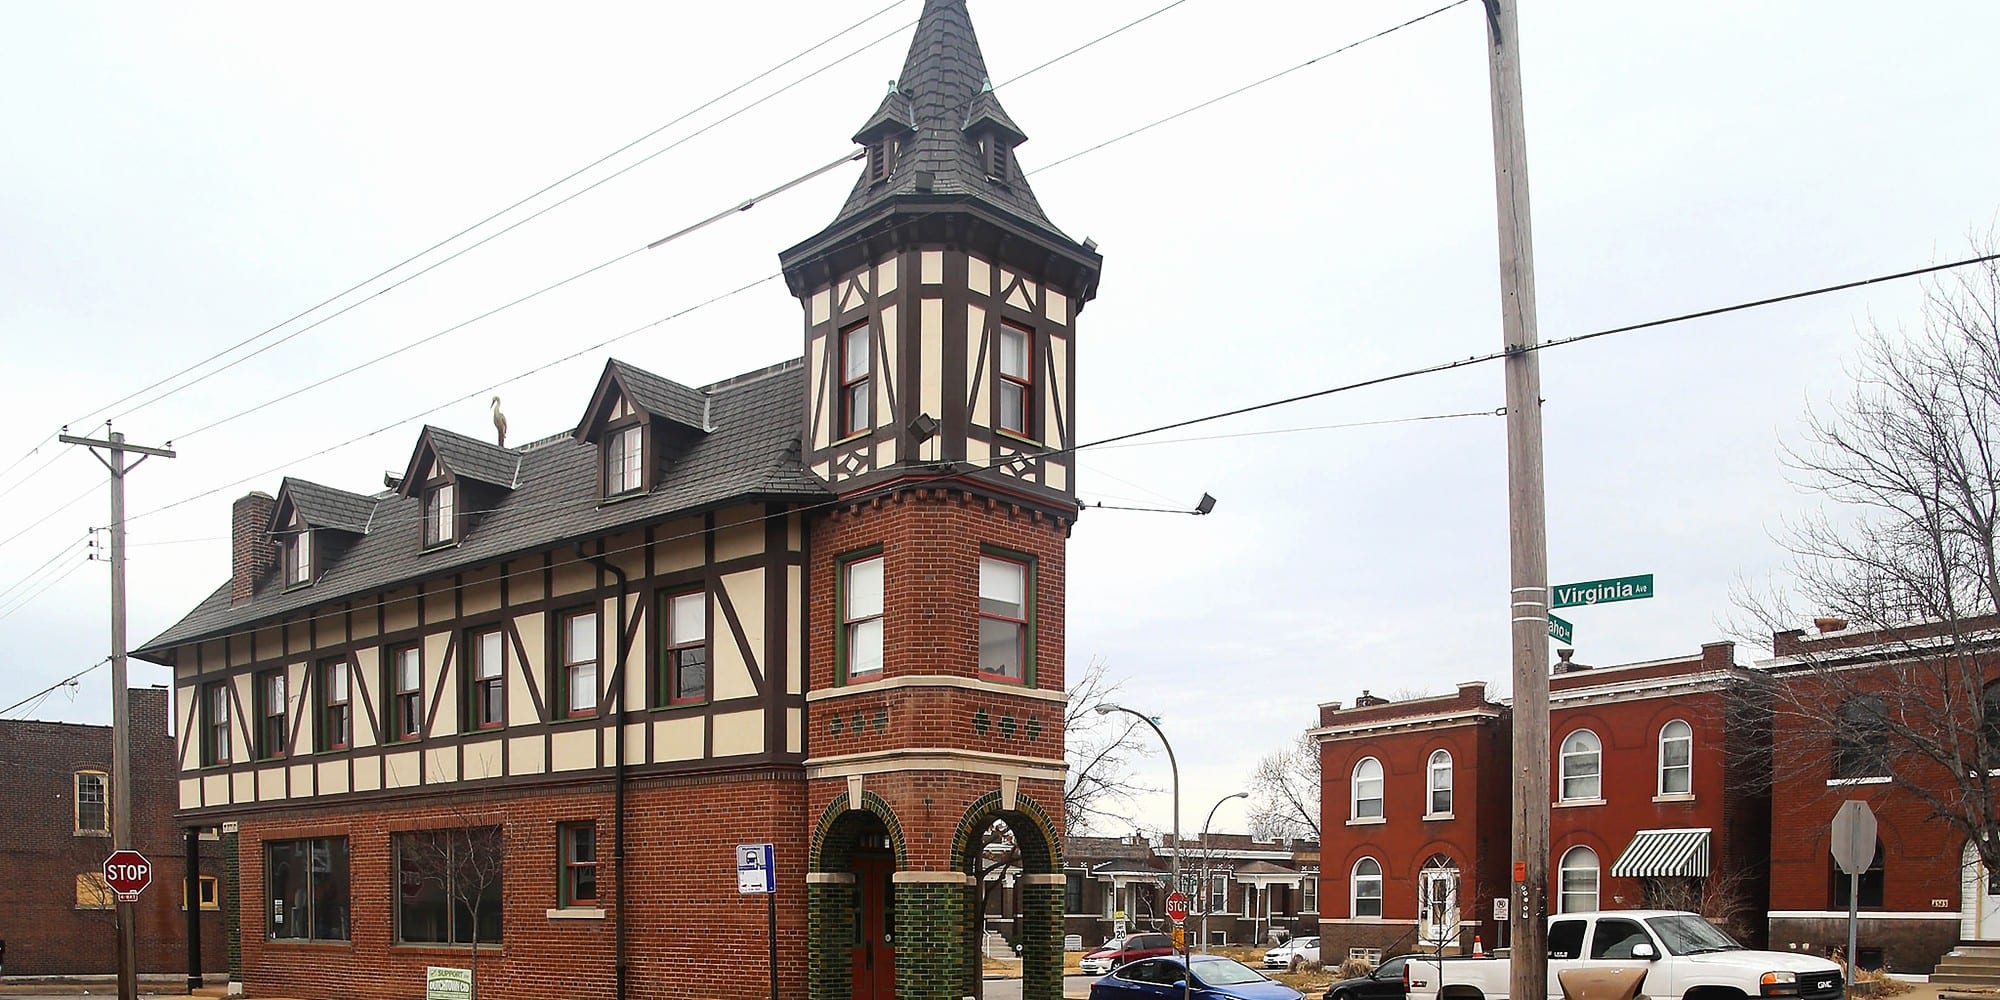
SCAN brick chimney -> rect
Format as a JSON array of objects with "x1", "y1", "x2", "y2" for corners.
[{"x1": 231, "y1": 491, "x2": 277, "y2": 606}]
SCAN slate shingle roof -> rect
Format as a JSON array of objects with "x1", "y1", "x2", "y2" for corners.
[
  {"x1": 827, "y1": 0, "x2": 1059, "y2": 237},
  {"x1": 277, "y1": 477, "x2": 375, "y2": 534},
  {"x1": 608, "y1": 359, "x2": 709, "y2": 431},
  {"x1": 423, "y1": 426, "x2": 522, "y2": 489},
  {"x1": 135, "y1": 360, "x2": 826, "y2": 660}
]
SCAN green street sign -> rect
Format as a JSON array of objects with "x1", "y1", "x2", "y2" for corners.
[
  {"x1": 1551, "y1": 574, "x2": 1654, "y2": 609},
  {"x1": 1548, "y1": 614, "x2": 1574, "y2": 644}
]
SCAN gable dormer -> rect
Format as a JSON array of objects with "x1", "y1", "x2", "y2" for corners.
[
  {"x1": 268, "y1": 477, "x2": 375, "y2": 589},
  {"x1": 572, "y1": 359, "x2": 711, "y2": 501},
  {"x1": 962, "y1": 85, "x2": 1026, "y2": 187},
  {"x1": 395, "y1": 427, "x2": 519, "y2": 550}
]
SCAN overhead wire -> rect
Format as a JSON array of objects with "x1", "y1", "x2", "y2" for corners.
[
  {"x1": 0, "y1": 555, "x2": 93, "y2": 622},
  {"x1": 0, "y1": 533, "x2": 88, "y2": 605},
  {"x1": 73, "y1": 0, "x2": 917, "y2": 433},
  {"x1": 1, "y1": 659, "x2": 109, "y2": 719},
  {"x1": 1087, "y1": 409, "x2": 1500, "y2": 450}
]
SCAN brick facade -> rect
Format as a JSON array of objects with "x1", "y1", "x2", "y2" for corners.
[
  {"x1": 1060, "y1": 833, "x2": 1322, "y2": 950},
  {"x1": 0, "y1": 687, "x2": 225, "y2": 978}
]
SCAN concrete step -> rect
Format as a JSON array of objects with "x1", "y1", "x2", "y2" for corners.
[
  {"x1": 1951, "y1": 945, "x2": 2000, "y2": 959},
  {"x1": 1938, "y1": 957, "x2": 2000, "y2": 973},
  {"x1": 1926, "y1": 973, "x2": 2000, "y2": 988}
]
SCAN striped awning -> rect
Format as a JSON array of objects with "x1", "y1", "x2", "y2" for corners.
[{"x1": 1611, "y1": 828, "x2": 1712, "y2": 879}]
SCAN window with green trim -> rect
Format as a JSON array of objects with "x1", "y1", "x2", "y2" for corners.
[
  {"x1": 978, "y1": 554, "x2": 1030, "y2": 682},
  {"x1": 842, "y1": 554, "x2": 884, "y2": 680}
]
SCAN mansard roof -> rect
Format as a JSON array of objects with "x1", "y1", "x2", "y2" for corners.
[
  {"x1": 273, "y1": 477, "x2": 375, "y2": 535},
  {"x1": 135, "y1": 360, "x2": 827, "y2": 660},
  {"x1": 826, "y1": 0, "x2": 1055, "y2": 235}
]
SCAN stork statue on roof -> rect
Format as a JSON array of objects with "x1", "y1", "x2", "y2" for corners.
[{"x1": 490, "y1": 396, "x2": 507, "y2": 448}]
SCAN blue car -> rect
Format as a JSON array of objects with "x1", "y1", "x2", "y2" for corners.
[{"x1": 1089, "y1": 954, "x2": 1306, "y2": 1000}]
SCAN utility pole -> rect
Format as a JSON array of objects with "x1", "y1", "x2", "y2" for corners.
[
  {"x1": 62, "y1": 427, "x2": 175, "y2": 1000},
  {"x1": 1480, "y1": 3, "x2": 1550, "y2": 1000}
]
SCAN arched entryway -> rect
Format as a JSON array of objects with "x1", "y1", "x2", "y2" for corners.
[
  {"x1": 810, "y1": 793, "x2": 908, "y2": 1000},
  {"x1": 953, "y1": 791, "x2": 1064, "y2": 1000}
]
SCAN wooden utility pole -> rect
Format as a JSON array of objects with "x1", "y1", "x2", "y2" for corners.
[
  {"x1": 62, "y1": 427, "x2": 175, "y2": 1000},
  {"x1": 1480, "y1": 3, "x2": 1551, "y2": 1000}
]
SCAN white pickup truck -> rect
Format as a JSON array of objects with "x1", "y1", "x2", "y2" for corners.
[{"x1": 1405, "y1": 911, "x2": 1845, "y2": 1000}]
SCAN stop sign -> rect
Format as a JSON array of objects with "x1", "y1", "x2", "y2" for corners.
[
  {"x1": 103, "y1": 850, "x2": 152, "y2": 899},
  {"x1": 1165, "y1": 890, "x2": 1190, "y2": 923}
]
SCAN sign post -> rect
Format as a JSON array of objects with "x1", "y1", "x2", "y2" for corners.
[
  {"x1": 1831, "y1": 801, "x2": 1878, "y2": 985},
  {"x1": 1493, "y1": 897, "x2": 1510, "y2": 951},
  {"x1": 737, "y1": 844, "x2": 777, "y2": 1000}
]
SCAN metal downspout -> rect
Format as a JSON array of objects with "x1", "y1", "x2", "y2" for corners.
[{"x1": 579, "y1": 543, "x2": 630, "y2": 1000}]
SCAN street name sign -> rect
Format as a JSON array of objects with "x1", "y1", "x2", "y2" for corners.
[
  {"x1": 736, "y1": 842, "x2": 776, "y2": 895},
  {"x1": 103, "y1": 849, "x2": 151, "y2": 903},
  {"x1": 1547, "y1": 614, "x2": 1574, "y2": 644},
  {"x1": 1551, "y1": 574, "x2": 1654, "y2": 609},
  {"x1": 1165, "y1": 891, "x2": 1190, "y2": 924}
]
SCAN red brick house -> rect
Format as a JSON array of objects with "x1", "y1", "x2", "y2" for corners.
[
  {"x1": 1311, "y1": 643, "x2": 1771, "y2": 962},
  {"x1": 131, "y1": 5, "x2": 1101, "y2": 1000},
  {"x1": 0, "y1": 686, "x2": 226, "y2": 980},
  {"x1": 1761, "y1": 622, "x2": 2000, "y2": 973},
  {"x1": 1060, "y1": 833, "x2": 1320, "y2": 949}
]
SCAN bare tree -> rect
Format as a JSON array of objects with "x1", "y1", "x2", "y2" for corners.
[
  {"x1": 1065, "y1": 657, "x2": 1154, "y2": 834},
  {"x1": 1737, "y1": 238, "x2": 2000, "y2": 880},
  {"x1": 1248, "y1": 732, "x2": 1320, "y2": 841},
  {"x1": 399, "y1": 824, "x2": 506, "y2": 1000}
]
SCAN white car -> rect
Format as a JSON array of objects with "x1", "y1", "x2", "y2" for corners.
[
  {"x1": 1264, "y1": 937, "x2": 1322, "y2": 970},
  {"x1": 1405, "y1": 911, "x2": 1843, "y2": 1000}
]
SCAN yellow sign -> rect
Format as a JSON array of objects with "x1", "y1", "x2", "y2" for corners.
[{"x1": 1172, "y1": 927, "x2": 1185, "y2": 950}]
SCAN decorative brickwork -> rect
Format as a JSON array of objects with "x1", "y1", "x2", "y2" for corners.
[
  {"x1": 808, "y1": 882, "x2": 858, "y2": 1000},
  {"x1": 223, "y1": 825, "x2": 242, "y2": 983},
  {"x1": 1018, "y1": 884, "x2": 1064, "y2": 1000},
  {"x1": 811, "y1": 792, "x2": 908, "y2": 870},
  {"x1": 894, "y1": 881, "x2": 971, "y2": 1000}
]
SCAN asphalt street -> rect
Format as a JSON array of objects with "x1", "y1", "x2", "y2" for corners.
[{"x1": 981, "y1": 975, "x2": 1100, "y2": 1000}]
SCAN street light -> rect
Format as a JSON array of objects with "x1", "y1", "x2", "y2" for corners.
[
  {"x1": 1199, "y1": 791, "x2": 1249, "y2": 953},
  {"x1": 1094, "y1": 704, "x2": 1181, "y2": 952}
]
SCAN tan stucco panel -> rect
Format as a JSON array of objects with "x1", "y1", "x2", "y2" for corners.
[
  {"x1": 350, "y1": 606, "x2": 378, "y2": 641},
  {"x1": 509, "y1": 561, "x2": 544, "y2": 606},
  {"x1": 653, "y1": 715, "x2": 703, "y2": 762},
  {"x1": 1046, "y1": 289, "x2": 1068, "y2": 325},
  {"x1": 877, "y1": 304, "x2": 898, "y2": 426},
  {"x1": 622, "y1": 723, "x2": 645, "y2": 765},
  {"x1": 288, "y1": 763, "x2": 315, "y2": 798},
  {"x1": 550, "y1": 729, "x2": 594, "y2": 772},
  {"x1": 787, "y1": 566, "x2": 804, "y2": 696},
  {"x1": 713, "y1": 570, "x2": 764, "y2": 701},
  {"x1": 317, "y1": 760, "x2": 348, "y2": 796},
  {"x1": 351, "y1": 647, "x2": 380, "y2": 749},
  {"x1": 969, "y1": 254, "x2": 992, "y2": 296},
  {"x1": 712, "y1": 709, "x2": 764, "y2": 758},
  {"x1": 968, "y1": 304, "x2": 990, "y2": 426},
  {"x1": 202, "y1": 773, "x2": 228, "y2": 806},
  {"x1": 426, "y1": 632, "x2": 457, "y2": 737},
  {"x1": 254, "y1": 768, "x2": 281, "y2": 802},
  {"x1": 551, "y1": 552, "x2": 595, "y2": 597},
  {"x1": 713, "y1": 505, "x2": 764, "y2": 563},
  {"x1": 508, "y1": 736, "x2": 545, "y2": 776},
  {"x1": 255, "y1": 627, "x2": 282, "y2": 664},
  {"x1": 353, "y1": 759, "x2": 381, "y2": 793},
  {"x1": 810, "y1": 287, "x2": 831, "y2": 326},
  {"x1": 423, "y1": 746, "x2": 458, "y2": 783},
  {"x1": 179, "y1": 778, "x2": 200, "y2": 810},
  {"x1": 788, "y1": 707, "x2": 802, "y2": 755},
  {"x1": 1047, "y1": 461, "x2": 1068, "y2": 492},
  {"x1": 463, "y1": 739, "x2": 502, "y2": 782},
  {"x1": 382, "y1": 751, "x2": 421, "y2": 789},
  {"x1": 461, "y1": 568, "x2": 502, "y2": 616},
  {"x1": 509, "y1": 613, "x2": 543, "y2": 729},
  {"x1": 231, "y1": 672, "x2": 256, "y2": 758},
  {"x1": 921, "y1": 250, "x2": 944, "y2": 285},
  {"x1": 605, "y1": 530, "x2": 644, "y2": 580},
  {"x1": 655, "y1": 516, "x2": 703, "y2": 575},
  {"x1": 620, "y1": 593, "x2": 645, "y2": 712},
  {"x1": 1047, "y1": 336, "x2": 1069, "y2": 449},
  {"x1": 422, "y1": 587, "x2": 453, "y2": 626},
  {"x1": 384, "y1": 591, "x2": 419, "y2": 636},
  {"x1": 809, "y1": 335, "x2": 830, "y2": 451},
  {"x1": 286, "y1": 622, "x2": 309, "y2": 656},
  {"x1": 877, "y1": 253, "x2": 898, "y2": 296},
  {"x1": 921, "y1": 298, "x2": 944, "y2": 427},
  {"x1": 175, "y1": 685, "x2": 196, "y2": 771}
]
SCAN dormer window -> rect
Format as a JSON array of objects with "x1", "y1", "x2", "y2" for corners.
[
  {"x1": 605, "y1": 423, "x2": 644, "y2": 497},
  {"x1": 281, "y1": 510, "x2": 311, "y2": 588},
  {"x1": 424, "y1": 483, "x2": 456, "y2": 548},
  {"x1": 841, "y1": 321, "x2": 872, "y2": 437}
]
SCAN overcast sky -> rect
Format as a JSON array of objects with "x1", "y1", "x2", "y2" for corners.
[{"x1": 2, "y1": 1, "x2": 1996, "y2": 837}]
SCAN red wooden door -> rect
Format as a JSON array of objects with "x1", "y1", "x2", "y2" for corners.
[{"x1": 851, "y1": 853, "x2": 896, "y2": 1000}]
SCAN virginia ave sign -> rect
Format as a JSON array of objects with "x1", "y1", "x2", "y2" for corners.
[{"x1": 1551, "y1": 574, "x2": 1654, "y2": 609}]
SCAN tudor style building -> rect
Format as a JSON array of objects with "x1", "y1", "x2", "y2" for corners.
[{"x1": 133, "y1": 5, "x2": 1100, "y2": 1000}]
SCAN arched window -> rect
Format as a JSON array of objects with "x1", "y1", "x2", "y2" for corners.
[
  {"x1": 1351, "y1": 857, "x2": 1383, "y2": 918},
  {"x1": 1559, "y1": 730, "x2": 1602, "y2": 802},
  {"x1": 1658, "y1": 720, "x2": 1693, "y2": 796},
  {"x1": 1559, "y1": 846, "x2": 1600, "y2": 913},
  {"x1": 1351, "y1": 757, "x2": 1384, "y2": 820},
  {"x1": 1427, "y1": 750, "x2": 1454, "y2": 816},
  {"x1": 1834, "y1": 696, "x2": 1889, "y2": 779},
  {"x1": 1418, "y1": 854, "x2": 1459, "y2": 942}
]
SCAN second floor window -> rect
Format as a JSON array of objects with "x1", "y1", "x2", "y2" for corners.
[
  {"x1": 560, "y1": 610, "x2": 599, "y2": 717},
  {"x1": 661, "y1": 591, "x2": 707, "y2": 706},
  {"x1": 998, "y1": 323, "x2": 1032, "y2": 436},
  {"x1": 424, "y1": 483, "x2": 456, "y2": 548},
  {"x1": 75, "y1": 770, "x2": 108, "y2": 834},
  {"x1": 256, "y1": 670, "x2": 287, "y2": 760},
  {"x1": 202, "y1": 682, "x2": 231, "y2": 766},
  {"x1": 390, "y1": 644, "x2": 423, "y2": 741},
  {"x1": 470, "y1": 628, "x2": 504, "y2": 729},
  {"x1": 977, "y1": 555, "x2": 1028, "y2": 682},
  {"x1": 605, "y1": 425, "x2": 643, "y2": 496},
  {"x1": 1427, "y1": 749, "x2": 1453, "y2": 816},
  {"x1": 1659, "y1": 720, "x2": 1693, "y2": 795},
  {"x1": 1834, "y1": 696, "x2": 1890, "y2": 779},
  {"x1": 1559, "y1": 730, "x2": 1602, "y2": 801},
  {"x1": 840, "y1": 322, "x2": 871, "y2": 437},
  {"x1": 317, "y1": 659, "x2": 351, "y2": 752},
  {"x1": 843, "y1": 554, "x2": 884, "y2": 680},
  {"x1": 1351, "y1": 757, "x2": 1383, "y2": 820}
]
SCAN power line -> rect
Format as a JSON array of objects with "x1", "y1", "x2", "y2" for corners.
[
  {"x1": 1, "y1": 659, "x2": 108, "y2": 719},
  {"x1": 0, "y1": 533, "x2": 87, "y2": 605},
  {"x1": 1087, "y1": 409, "x2": 1501, "y2": 450},
  {"x1": 67, "y1": 1, "x2": 916, "y2": 433},
  {"x1": 0, "y1": 482, "x2": 98, "y2": 557},
  {"x1": 0, "y1": 555, "x2": 93, "y2": 622},
  {"x1": 0, "y1": 438, "x2": 62, "y2": 498}
]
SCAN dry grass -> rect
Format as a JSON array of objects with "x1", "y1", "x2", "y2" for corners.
[
  {"x1": 984, "y1": 957, "x2": 1024, "y2": 977},
  {"x1": 1850, "y1": 967, "x2": 1913, "y2": 997}
]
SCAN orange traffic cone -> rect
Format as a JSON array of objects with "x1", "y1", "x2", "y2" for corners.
[{"x1": 1473, "y1": 935, "x2": 1485, "y2": 958}]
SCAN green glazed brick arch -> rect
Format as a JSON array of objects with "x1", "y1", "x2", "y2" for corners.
[
  {"x1": 949, "y1": 789, "x2": 1063, "y2": 874},
  {"x1": 809, "y1": 789, "x2": 908, "y2": 870}
]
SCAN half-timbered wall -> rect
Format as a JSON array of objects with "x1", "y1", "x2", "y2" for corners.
[
  {"x1": 170, "y1": 503, "x2": 808, "y2": 815},
  {"x1": 802, "y1": 248, "x2": 1078, "y2": 500}
]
